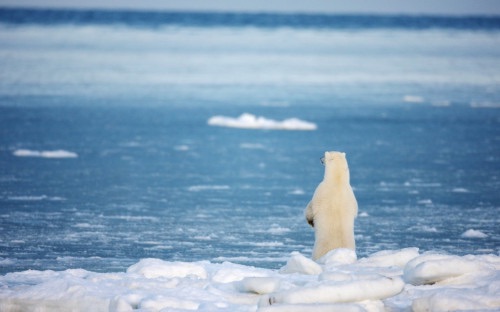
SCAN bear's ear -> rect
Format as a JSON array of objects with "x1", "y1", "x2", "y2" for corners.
[
  {"x1": 341, "y1": 152, "x2": 346, "y2": 157},
  {"x1": 324, "y1": 151, "x2": 330, "y2": 159}
]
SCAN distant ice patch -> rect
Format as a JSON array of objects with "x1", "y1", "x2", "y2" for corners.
[
  {"x1": 187, "y1": 185, "x2": 230, "y2": 192},
  {"x1": 13, "y1": 149, "x2": 78, "y2": 158},
  {"x1": 7, "y1": 195, "x2": 66, "y2": 201},
  {"x1": 207, "y1": 113, "x2": 317, "y2": 131},
  {"x1": 417, "y1": 199, "x2": 433, "y2": 205},
  {"x1": 461, "y1": 229, "x2": 488, "y2": 238},
  {"x1": 409, "y1": 225, "x2": 439, "y2": 233},
  {"x1": 240, "y1": 143, "x2": 266, "y2": 149},
  {"x1": 470, "y1": 101, "x2": 500, "y2": 108},
  {"x1": 288, "y1": 188, "x2": 305, "y2": 195},
  {"x1": 174, "y1": 145, "x2": 190, "y2": 151},
  {"x1": 403, "y1": 95, "x2": 424, "y2": 103},
  {"x1": 266, "y1": 224, "x2": 291, "y2": 235}
]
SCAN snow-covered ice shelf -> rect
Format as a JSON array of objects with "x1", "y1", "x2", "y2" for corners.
[{"x1": 1, "y1": 248, "x2": 499, "y2": 311}]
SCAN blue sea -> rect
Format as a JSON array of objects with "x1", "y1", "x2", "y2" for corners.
[{"x1": 0, "y1": 8, "x2": 499, "y2": 274}]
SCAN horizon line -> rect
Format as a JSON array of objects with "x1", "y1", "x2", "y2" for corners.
[{"x1": 1, "y1": 5, "x2": 500, "y2": 18}]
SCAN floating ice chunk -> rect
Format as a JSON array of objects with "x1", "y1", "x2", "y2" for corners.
[
  {"x1": 359, "y1": 248, "x2": 420, "y2": 268},
  {"x1": 13, "y1": 149, "x2": 78, "y2": 158},
  {"x1": 403, "y1": 254, "x2": 488, "y2": 285},
  {"x1": 279, "y1": 252, "x2": 322, "y2": 275},
  {"x1": 207, "y1": 113, "x2": 317, "y2": 131},
  {"x1": 127, "y1": 258, "x2": 207, "y2": 279},
  {"x1": 211, "y1": 262, "x2": 270, "y2": 283},
  {"x1": 265, "y1": 275, "x2": 404, "y2": 305},
  {"x1": 461, "y1": 229, "x2": 488, "y2": 238},
  {"x1": 411, "y1": 275, "x2": 500, "y2": 311},
  {"x1": 44, "y1": 150, "x2": 77, "y2": 158}
]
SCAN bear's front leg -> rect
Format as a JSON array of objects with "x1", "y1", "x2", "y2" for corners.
[{"x1": 305, "y1": 201, "x2": 314, "y2": 227}]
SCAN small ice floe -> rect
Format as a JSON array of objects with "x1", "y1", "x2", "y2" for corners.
[
  {"x1": 13, "y1": 149, "x2": 78, "y2": 158},
  {"x1": 207, "y1": 113, "x2": 317, "y2": 131},
  {"x1": 461, "y1": 229, "x2": 488, "y2": 238}
]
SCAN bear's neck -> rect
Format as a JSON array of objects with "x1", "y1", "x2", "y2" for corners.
[{"x1": 324, "y1": 169, "x2": 349, "y2": 185}]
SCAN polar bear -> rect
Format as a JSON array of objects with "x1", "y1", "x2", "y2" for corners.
[{"x1": 305, "y1": 151, "x2": 358, "y2": 260}]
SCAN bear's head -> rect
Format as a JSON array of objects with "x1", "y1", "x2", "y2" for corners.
[{"x1": 321, "y1": 151, "x2": 350, "y2": 182}]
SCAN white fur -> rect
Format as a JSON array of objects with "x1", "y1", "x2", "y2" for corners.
[{"x1": 305, "y1": 151, "x2": 358, "y2": 260}]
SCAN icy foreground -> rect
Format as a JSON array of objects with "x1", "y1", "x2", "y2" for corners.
[{"x1": 1, "y1": 249, "x2": 499, "y2": 312}]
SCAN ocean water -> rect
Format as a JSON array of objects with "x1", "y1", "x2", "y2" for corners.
[{"x1": 0, "y1": 8, "x2": 499, "y2": 274}]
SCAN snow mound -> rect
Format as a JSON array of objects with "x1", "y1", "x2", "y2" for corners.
[
  {"x1": 1, "y1": 249, "x2": 499, "y2": 311},
  {"x1": 279, "y1": 251, "x2": 322, "y2": 275},
  {"x1": 13, "y1": 149, "x2": 78, "y2": 158},
  {"x1": 357, "y1": 247, "x2": 420, "y2": 268},
  {"x1": 127, "y1": 258, "x2": 208, "y2": 279},
  {"x1": 207, "y1": 113, "x2": 317, "y2": 131}
]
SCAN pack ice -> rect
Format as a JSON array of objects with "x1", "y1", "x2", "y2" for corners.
[{"x1": 1, "y1": 248, "x2": 499, "y2": 311}]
